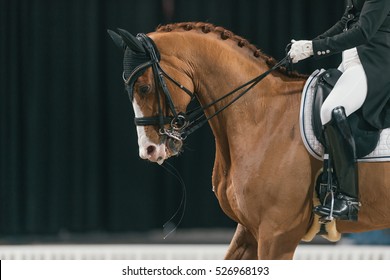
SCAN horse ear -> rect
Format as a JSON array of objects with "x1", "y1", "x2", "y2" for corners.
[
  {"x1": 107, "y1": 29, "x2": 126, "y2": 51},
  {"x1": 116, "y1": 28, "x2": 145, "y2": 53}
]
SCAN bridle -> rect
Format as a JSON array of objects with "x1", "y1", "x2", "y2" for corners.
[{"x1": 124, "y1": 33, "x2": 291, "y2": 141}]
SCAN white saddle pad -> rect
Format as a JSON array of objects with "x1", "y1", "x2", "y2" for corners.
[{"x1": 299, "y1": 69, "x2": 390, "y2": 162}]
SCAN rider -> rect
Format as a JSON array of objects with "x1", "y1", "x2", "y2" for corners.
[{"x1": 289, "y1": 0, "x2": 390, "y2": 221}]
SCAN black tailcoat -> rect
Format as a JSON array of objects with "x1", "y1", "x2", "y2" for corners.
[{"x1": 312, "y1": 0, "x2": 390, "y2": 129}]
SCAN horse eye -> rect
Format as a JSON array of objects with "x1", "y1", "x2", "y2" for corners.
[{"x1": 139, "y1": 84, "x2": 151, "y2": 95}]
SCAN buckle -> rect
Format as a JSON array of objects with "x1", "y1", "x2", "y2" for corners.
[
  {"x1": 347, "y1": 200, "x2": 361, "y2": 207},
  {"x1": 171, "y1": 114, "x2": 189, "y2": 131}
]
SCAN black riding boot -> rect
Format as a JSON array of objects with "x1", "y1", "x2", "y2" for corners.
[{"x1": 313, "y1": 107, "x2": 360, "y2": 221}]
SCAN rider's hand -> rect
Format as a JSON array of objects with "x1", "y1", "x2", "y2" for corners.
[{"x1": 288, "y1": 39, "x2": 313, "y2": 63}]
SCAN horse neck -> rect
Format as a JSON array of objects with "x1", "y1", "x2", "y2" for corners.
[
  {"x1": 207, "y1": 76, "x2": 305, "y2": 163},
  {"x1": 182, "y1": 37, "x2": 306, "y2": 161},
  {"x1": 153, "y1": 31, "x2": 305, "y2": 162}
]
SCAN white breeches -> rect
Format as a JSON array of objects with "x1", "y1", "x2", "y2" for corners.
[{"x1": 320, "y1": 48, "x2": 368, "y2": 125}]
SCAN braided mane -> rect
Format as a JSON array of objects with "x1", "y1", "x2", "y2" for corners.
[{"x1": 156, "y1": 22, "x2": 306, "y2": 79}]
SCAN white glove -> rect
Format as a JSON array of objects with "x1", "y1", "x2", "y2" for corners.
[{"x1": 289, "y1": 39, "x2": 313, "y2": 63}]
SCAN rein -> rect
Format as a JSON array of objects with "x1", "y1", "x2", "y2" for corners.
[
  {"x1": 182, "y1": 55, "x2": 291, "y2": 138},
  {"x1": 125, "y1": 33, "x2": 292, "y2": 141}
]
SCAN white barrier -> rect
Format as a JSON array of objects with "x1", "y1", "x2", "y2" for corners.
[{"x1": 0, "y1": 244, "x2": 389, "y2": 260}]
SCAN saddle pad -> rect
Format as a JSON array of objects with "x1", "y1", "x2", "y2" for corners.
[{"x1": 300, "y1": 69, "x2": 390, "y2": 162}]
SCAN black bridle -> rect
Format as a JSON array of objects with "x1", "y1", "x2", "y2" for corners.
[{"x1": 124, "y1": 33, "x2": 291, "y2": 141}]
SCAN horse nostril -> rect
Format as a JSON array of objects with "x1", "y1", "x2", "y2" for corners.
[{"x1": 146, "y1": 145, "x2": 156, "y2": 155}]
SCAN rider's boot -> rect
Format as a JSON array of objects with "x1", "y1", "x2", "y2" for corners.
[{"x1": 313, "y1": 106, "x2": 360, "y2": 221}]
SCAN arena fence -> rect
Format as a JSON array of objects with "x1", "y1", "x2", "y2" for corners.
[{"x1": 0, "y1": 244, "x2": 389, "y2": 260}]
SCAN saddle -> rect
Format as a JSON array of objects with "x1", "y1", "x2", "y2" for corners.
[
  {"x1": 300, "y1": 69, "x2": 390, "y2": 162},
  {"x1": 312, "y1": 69, "x2": 380, "y2": 158}
]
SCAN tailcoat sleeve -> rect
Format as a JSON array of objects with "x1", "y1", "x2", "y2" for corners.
[{"x1": 312, "y1": 0, "x2": 390, "y2": 58}]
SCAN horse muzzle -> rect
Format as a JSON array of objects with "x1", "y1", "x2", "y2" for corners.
[{"x1": 138, "y1": 135, "x2": 183, "y2": 165}]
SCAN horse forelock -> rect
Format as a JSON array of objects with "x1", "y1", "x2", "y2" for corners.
[{"x1": 155, "y1": 22, "x2": 306, "y2": 79}]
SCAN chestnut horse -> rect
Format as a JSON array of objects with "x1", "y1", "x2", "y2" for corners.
[{"x1": 108, "y1": 22, "x2": 390, "y2": 259}]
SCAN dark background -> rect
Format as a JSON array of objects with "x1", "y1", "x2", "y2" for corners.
[{"x1": 0, "y1": 0, "x2": 345, "y2": 239}]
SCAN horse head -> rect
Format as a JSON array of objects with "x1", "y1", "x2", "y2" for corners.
[{"x1": 108, "y1": 29, "x2": 194, "y2": 164}]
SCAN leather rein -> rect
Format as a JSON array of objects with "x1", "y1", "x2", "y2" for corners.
[{"x1": 124, "y1": 33, "x2": 291, "y2": 141}]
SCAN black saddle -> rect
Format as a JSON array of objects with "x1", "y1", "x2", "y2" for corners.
[{"x1": 312, "y1": 69, "x2": 380, "y2": 158}]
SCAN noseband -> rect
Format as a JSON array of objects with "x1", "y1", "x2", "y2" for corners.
[{"x1": 124, "y1": 33, "x2": 291, "y2": 141}]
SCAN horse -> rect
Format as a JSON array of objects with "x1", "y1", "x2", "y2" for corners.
[{"x1": 108, "y1": 22, "x2": 390, "y2": 260}]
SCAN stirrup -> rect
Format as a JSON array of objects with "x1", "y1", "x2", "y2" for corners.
[
  {"x1": 318, "y1": 190, "x2": 335, "y2": 224},
  {"x1": 316, "y1": 153, "x2": 337, "y2": 224}
]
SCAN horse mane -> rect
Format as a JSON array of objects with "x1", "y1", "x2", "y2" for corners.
[{"x1": 156, "y1": 22, "x2": 307, "y2": 79}]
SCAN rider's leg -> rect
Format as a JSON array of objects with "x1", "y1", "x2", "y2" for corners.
[
  {"x1": 320, "y1": 65, "x2": 367, "y2": 125},
  {"x1": 314, "y1": 56, "x2": 367, "y2": 221},
  {"x1": 314, "y1": 106, "x2": 361, "y2": 220}
]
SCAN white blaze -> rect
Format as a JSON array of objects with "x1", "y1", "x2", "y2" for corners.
[{"x1": 132, "y1": 99, "x2": 167, "y2": 164}]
